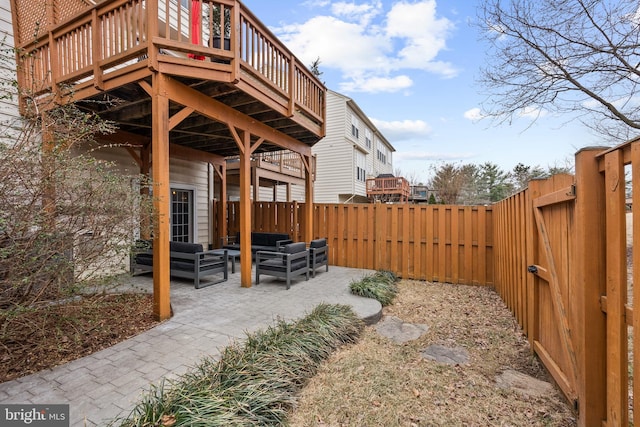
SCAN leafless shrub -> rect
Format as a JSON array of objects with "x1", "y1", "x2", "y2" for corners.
[{"x1": 0, "y1": 38, "x2": 153, "y2": 313}]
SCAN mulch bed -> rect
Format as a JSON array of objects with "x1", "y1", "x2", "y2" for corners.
[{"x1": 0, "y1": 293, "x2": 158, "y2": 383}]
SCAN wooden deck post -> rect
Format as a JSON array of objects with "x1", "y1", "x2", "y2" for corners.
[
  {"x1": 304, "y1": 154, "x2": 314, "y2": 242},
  {"x1": 574, "y1": 147, "x2": 607, "y2": 426},
  {"x1": 238, "y1": 129, "x2": 252, "y2": 287},
  {"x1": 151, "y1": 73, "x2": 171, "y2": 321}
]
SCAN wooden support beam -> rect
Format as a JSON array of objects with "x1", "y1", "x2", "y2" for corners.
[
  {"x1": 235, "y1": 128, "x2": 253, "y2": 287},
  {"x1": 151, "y1": 73, "x2": 171, "y2": 321},
  {"x1": 162, "y1": 75, "x2": 312, "y2": 157},
  {"x1": 139, "y1": 80, "x2": 153, "y2": 97},
  {"x1": 99, "y1": 130, "x2": 225, "y2": 168},
  {"x1": 169, "y1": 107, "x2": 195, "y2": 131},
  {"x1": 169, "y1": 143, "x2": 225, "y2": 167},
  {"x1": 304, "y1": 154, "x2": 314, "y2": 242},
  {"x1": 125, "y1": 146, "x2": 143, "y2": 168},
  {"x1": 146, "y1": 0, "x2": 159, "y2": 71}
]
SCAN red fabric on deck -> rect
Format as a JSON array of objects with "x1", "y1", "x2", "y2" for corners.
[{"x1": 188, "y1": 0, "x2": 205, "y2": 60}]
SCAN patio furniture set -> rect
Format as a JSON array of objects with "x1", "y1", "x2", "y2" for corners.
[{"x1": 130, "y1": 233, "x2": 328, "y2": 289}]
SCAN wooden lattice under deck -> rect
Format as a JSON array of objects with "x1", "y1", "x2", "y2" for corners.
[{"x1": 12, "y1": 0, "x2": 92, "y2": 44}]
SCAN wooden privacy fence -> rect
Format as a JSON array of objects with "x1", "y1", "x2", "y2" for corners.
[
  {"x1": 218, "y1": 201, "x2": 493, "y2": 285},
  {"x1": 493, "y1": 143, "x2": 640, "y2": 426},
  {"x1": 218, "y1": 141, "x2": 640, "y2": 426}
]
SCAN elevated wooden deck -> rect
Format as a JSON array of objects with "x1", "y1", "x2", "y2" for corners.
[
  {"x1": 366, "y1": 176, "x2": 410, "y2": 203},
  {"x1": 10, "y1": 0, "x2": 325, "y2": 317},
  {"x1": 12, "y1": 0, "x2": 325, "y2": 156}
]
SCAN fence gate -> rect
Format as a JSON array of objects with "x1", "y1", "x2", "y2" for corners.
[{"x1": 527, "y1": 174, "x2": 579, "y2": 408}]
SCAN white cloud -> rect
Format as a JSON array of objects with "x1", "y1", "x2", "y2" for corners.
[
  {"x1": 331, "y1": 1, "x2": 382, "y2": 25},
  {"x1": 386, "y1": 0, "x2": 455, "y2": 72},
  {"x1": 302, "y1": 0, "x2": 330, "y2": 7},
  {"x1": 463, "y1": 107, "x2": 484, "y2": 121},
  {"x1": 394, "y1": 150, "x2": 475, "y2": 161},
  {"x1": 371, "y1": 118, "x2": 432, "y2": 141},
  {"x1": 340, "y1": 75, "x2": 413, "y2": 93},
  {"x1": 273, "y1": 0, "x2": 457, "y2": 93},
  {"x1": 277, "y1": 16, "x2": 390, "y2": 75}
]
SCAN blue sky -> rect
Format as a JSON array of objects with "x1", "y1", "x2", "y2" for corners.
[{"x1": 241, "y1": 0, "x2": 600, "y2": 183}]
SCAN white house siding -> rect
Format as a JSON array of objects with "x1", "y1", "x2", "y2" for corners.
[
  {"x1": 313, "y1": 90, "x2": 397, "y2": 203},
  {"x1": 90, "y1": 147, "x2": 212, "y2": 247},
  {"x1": 312, "y1": 91, "x2": 353, "y2": 203},
  {"x1": 0, "y1": 0, "x2": 21, "y2": 137},
  {"x1": 167, "y1": 157, "x2": 211, "y2": 246}
]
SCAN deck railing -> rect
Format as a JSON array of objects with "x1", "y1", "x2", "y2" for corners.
[
  {"x1": 366, "y1": 176, "x2": 411, "y2": 202},
  {"x1": 14, "y1": 0, "x2": 324, "y2": 121},
  {"x1": 226, "y1": 150, "x2": 315, "y2": 179}
]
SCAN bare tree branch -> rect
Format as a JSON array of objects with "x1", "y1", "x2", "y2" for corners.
[{"x1": 478, "y1": 0, "x2": 640, "y2": 142}]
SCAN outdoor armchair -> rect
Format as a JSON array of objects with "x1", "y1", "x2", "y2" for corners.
[
  {"x1": 255, "y1": 242, "x2": 309, "y2": 289},
  {"x1": 308, "y1": 238, "x2": 329, "y2": 277}
]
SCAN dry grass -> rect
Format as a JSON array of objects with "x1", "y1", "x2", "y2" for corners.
[{"x1": 289, "y1": 280, "x2": 576, "y2": 427}]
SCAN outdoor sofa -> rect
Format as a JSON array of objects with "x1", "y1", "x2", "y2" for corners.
[
  {"x1": 131, "y1": 240, "x2": 228, "y2": 289},
  {"x1": 222, "y1": 231, "x2": 292, "y2": 258}
]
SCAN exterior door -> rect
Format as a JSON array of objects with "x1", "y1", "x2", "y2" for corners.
[{"x1": 171, "y1": 188, "x2": 193, "y2": 242}]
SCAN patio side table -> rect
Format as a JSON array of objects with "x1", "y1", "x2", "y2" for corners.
[{"x1": 213, "y1": 249, "x2": 241, "y2": 274}]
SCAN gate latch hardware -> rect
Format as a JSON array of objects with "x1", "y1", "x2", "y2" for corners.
[{"x1": 527, "y1": 265, "x2": 538, "y2": 274}]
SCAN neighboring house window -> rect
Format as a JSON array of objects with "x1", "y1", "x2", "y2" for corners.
[
  {"x1": 171, "y1": 188, "x2": 194, "y2": 242},
  {"x1": 376, "y1": 140, "x2": 389, "y2": 165},
  {"x1": 355, "y1": 151, "x2": 366, "y2": 182},
  {"x1": 351, "y1": 115, "x2": 359, "y2": 139},
  {"x1": 365, "y1": 128, "x2": 372, "y2": 149},
  {"x1": 377, "y1": 149, "x2": 387, "y2": 165}
]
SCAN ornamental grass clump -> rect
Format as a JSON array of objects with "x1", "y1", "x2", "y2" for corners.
[
  {"x1": 349, "y1": 270, "x2": 399, "y2": 306},
  {"x1": 116, "y1": 303, "x2": 363, "y2": 427}
]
